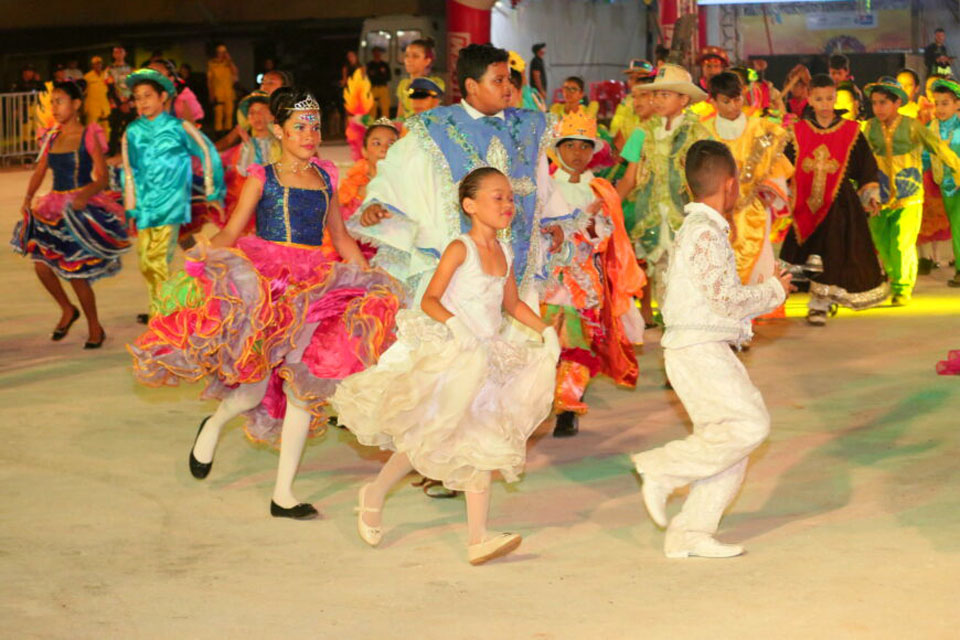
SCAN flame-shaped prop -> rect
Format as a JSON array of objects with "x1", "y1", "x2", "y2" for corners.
[{"x1": 343, "y1": 69, "x2": 374, "y2": 116}]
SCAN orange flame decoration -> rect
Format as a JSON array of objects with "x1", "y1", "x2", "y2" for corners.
[{"x1": 343, "y1": 69, "x2": 374, "y2": 116}]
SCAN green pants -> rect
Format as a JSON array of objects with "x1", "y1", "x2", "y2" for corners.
[
  {"x1": 945, "y1": 192, "x2": 960, "y2": 275},
  {"x1": 868, "y1": 204, "x2": 922, "y2": 296}
]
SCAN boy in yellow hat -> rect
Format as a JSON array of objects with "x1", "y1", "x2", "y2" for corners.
[{"x1": 543, "y1": 110, "x2": 646, "y2": 436}]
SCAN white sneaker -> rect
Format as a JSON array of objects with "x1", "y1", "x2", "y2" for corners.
[
  {"x1": 665, "y1": 534, "x2": 744, "y2": 559},
  {"x1": 631, "y1": 455, "x2": 671, "y2": 528},
  {"x1": 468, "y1": 532, "x2": 522, "y2": 565}
]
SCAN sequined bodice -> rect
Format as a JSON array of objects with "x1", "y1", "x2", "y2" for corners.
[
  {"x1": 255, "y1": 164, "x2": 331, "y2": 246},
  {"x1": 49, "y1": 129, "x2": 94, "y2": 192}
]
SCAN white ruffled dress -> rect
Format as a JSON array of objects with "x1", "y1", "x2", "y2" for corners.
[{"x1": 332, "y1": 234, "x2": 558, "y2": 492}]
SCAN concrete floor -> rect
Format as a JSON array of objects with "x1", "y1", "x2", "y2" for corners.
[{"x1": 1, "y1": 156, "x2": 959, "y2": 639}]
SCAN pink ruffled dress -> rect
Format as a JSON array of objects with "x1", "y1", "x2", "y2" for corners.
[{"x1": 129, "y1": 160, "x2": 403, "y2": 443}]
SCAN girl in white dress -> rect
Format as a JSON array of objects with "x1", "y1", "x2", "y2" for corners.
[{"x1": 332, "y1": 167, "x2": 561, "y2": 565}]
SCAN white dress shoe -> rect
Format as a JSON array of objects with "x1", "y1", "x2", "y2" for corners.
[
  {"x1": 355, "y1": 483, "x2": 383, "y2": 547},
  {"x1": 468, "y1": 532, "x2": 522, "y2": 565},
  {"x1": 665, "y1": 534, "x2": 744, "y2": 559},
  {"x1": 631, "y1": 455, "x2": 671, "y2": 528}
]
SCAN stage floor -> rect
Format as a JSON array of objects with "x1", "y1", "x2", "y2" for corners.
[{"x1": 1, "y1": 163, "x2": 958, "y2": 639}]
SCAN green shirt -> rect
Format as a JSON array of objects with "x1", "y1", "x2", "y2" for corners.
[{"x1": 621, "y1": 128, "x2": 646, "y2": 163}]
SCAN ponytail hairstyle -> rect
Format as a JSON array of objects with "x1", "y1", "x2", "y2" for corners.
[
  {"x1": 269, "y1": 86, "x2": 320, "y2": 127},
  {"x1": 458, "y1": 166, "x2": 505, "y2": 214},
  {"x1": 408, "y1": 37, "x2": 435, "y2": 63}
]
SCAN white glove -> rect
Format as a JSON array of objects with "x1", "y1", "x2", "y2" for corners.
[
  {"x1": 445, "y1": 316, "x2": 479, "y2": 350},
  {"x1": 541, "y1": 326, "x2": 561, "y2": 362}
]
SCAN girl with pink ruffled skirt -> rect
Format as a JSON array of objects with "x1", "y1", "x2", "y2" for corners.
[{"x1": 128, "y1": 88, "x2": 403, "y2": 519}]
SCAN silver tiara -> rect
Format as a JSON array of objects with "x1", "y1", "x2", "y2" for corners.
[
  {"x1": 370, "y1": 117, "x2": 399, "y2": 132},
  {"x1": 286, "y1": 95, "x2": 320, "y2": 111}
]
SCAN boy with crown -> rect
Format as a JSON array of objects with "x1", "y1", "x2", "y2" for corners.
[
  {"x1": 863, "y1": 76, "x2": 960, "y2": 304},
  {"x1": 703, "y1": 71, "x2": 793, "y2": 285},
  {"x1": 351, "y1": 43, "x2": 581, "y2": 310},
  {"x1": 543, "y1": 110, "x2": 646, "y2": 436}
]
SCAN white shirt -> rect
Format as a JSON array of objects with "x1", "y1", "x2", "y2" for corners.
[
  {"x1": 715, "y1": 113, "x2": 747, "y2": 140},
  {"x1": 661, "y1": 202, "x2": 785, "y2": 349},
  {"x1": 460, "y1": 100, "x2": 505, "y2": 121}
]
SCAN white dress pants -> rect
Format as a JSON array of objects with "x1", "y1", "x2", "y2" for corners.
[{"x1": 634, "y1": 341, "x2": 770, "y2": 542}]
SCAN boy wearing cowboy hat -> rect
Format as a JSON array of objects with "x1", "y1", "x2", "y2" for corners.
[
  {"x1": 543, "y1": 110, "x2": 646, "y2": 437},
  {"x1": 863, "y1": 76, "x2": 960, "y2": 304},
  {"x1": 620, "y1": 63, "x2": 710, "y2": 317}
]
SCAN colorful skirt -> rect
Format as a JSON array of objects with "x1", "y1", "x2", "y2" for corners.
[
  {"x1": 128, "y1": 235, "x2": 403, "y2": 444},
  {"x1": 10, "y1": 191, "x2": 130, "y2": 280}
]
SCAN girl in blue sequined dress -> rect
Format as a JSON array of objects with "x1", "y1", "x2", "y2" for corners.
[{"x1": 12, "y1": 80, "x2": 131, "y2": 348}]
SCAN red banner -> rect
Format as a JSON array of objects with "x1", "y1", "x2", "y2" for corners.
[{"x1": 446, "y1": 0, "x2": 494, "y2": 102}]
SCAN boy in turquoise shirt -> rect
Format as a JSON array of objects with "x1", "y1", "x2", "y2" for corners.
[
  {"x1": 122, "y1": 69, "x2": 224, "y2": 320},
  {"x1": 924, "y1": 79, "x2": 960, "y2": 287}
]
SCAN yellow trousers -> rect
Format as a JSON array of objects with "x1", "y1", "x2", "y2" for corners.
[
  {"x1": 369, "y1": 85, "x2": 391, "y2": 119},
  {"x1": 214, "y1": 98, "x2": 235, "y2": 131},
  {"x1": 137, "y1": 224, "x2": 179, "y2": 316}
]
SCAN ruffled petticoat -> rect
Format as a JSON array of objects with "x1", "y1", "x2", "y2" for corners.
[
  {"x1": 128, "y1": 235, "x2": 402, "y2": 444},
  {"x1": 331, "y1": 310, "x2": 557, "y2": 493},
  {"x1": 10, "y1": 191, "x2": 130, "y2": 280}
]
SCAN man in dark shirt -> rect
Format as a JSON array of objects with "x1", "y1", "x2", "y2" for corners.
[
  {"x1": 366, "y1": 47, "x2": 392, "y2": 118},
  {"x1": 925, "y1": 28, "x2": 953, "y2": 76},
  {"x1": 530, "y1": 43, "x2": 547, "y2": 101}
]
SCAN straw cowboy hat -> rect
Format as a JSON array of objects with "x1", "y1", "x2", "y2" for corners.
[{"x1": 635, "y1": 63, "x2": 707, "y2": 102}]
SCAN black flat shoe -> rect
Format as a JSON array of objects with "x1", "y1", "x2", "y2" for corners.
[
  {"x1": 270, "y1": 501, "x2": 319, "y2": 520},
  {"x1": 136, "y1": 313, "x2": 150, "y2": 324},
  {"x1": 51, "y1": 307, "x2": 80, "y2": 341},
  {"x1": 83, "y1": 330, "x2": 106, "y2": 349},
  {"x1": 553, "y1": 411, "x2": 579, "y2": 438},
  {"x1": 188, "y1": 416, "x2": 213, "y2": 480}
]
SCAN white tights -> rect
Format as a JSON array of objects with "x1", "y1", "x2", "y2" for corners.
[
  {"x1": 364, "y1": 452, "x2": 493, "y2": 545},
  {"x1": 192, "y1": 321, "x2": 320, "y2": 508}
]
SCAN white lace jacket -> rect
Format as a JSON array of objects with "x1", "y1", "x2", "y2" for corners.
[{"x1": 661, "y1": 202, "x2": 785, "y2": 349}]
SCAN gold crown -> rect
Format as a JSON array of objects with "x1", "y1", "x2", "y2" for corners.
[
  {"x1": 554, "y1": 109, "x2": 597, "y2": 141},
  {"x1": 508, "y1": 51, "x2": 526, "y2": 75}
]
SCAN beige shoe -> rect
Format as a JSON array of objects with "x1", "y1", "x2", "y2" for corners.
[
  {"x1": 631, "y1": 455, "x2": 671, "y2": 528},
  {"x1": 355, "y1": 484, "x2": 382, "y2": 547},
  {"x1": 468, "y1": 532, "x2": 522, "y2": 565},
  {"x1": 665, "y1": 534, "x2": 744, "y2": 559}
]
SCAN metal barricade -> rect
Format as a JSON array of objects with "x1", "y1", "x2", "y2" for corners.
[{"x1": 1, "y1": 92, "x2": 41, "y2": 165}]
